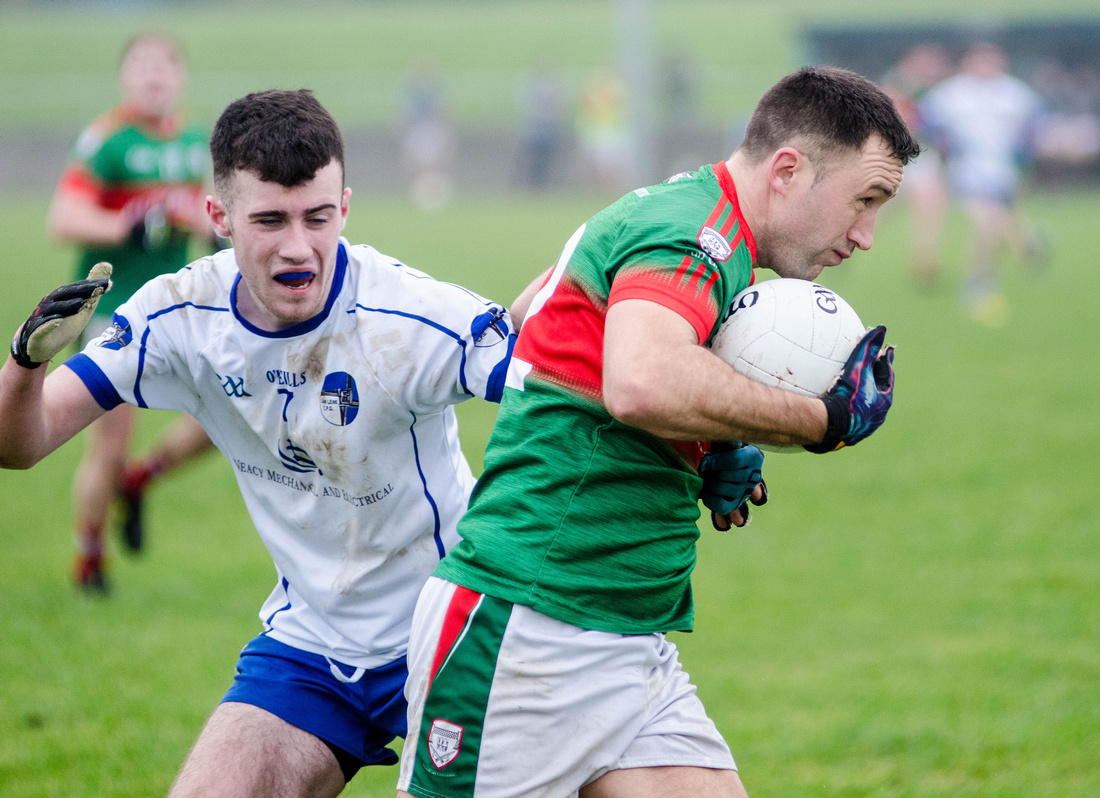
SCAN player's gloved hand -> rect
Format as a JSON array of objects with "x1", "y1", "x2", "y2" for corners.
[
  {"x1": 10, "y1": 262, "x2": 113, "y2": 369},
  {"x1": 699, "y1": 441, "x2": 767, "y2": 529},
  {"x1": 805, "y1": 325, "x2": 895, "y2": 453}
]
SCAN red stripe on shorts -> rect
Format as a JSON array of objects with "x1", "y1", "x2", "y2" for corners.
[{"x1": 428, "y1": 585, "x2": 483, "y2": 685}]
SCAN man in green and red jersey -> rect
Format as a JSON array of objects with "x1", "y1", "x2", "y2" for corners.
[
  {"x1": 397, "y1": 67, "x2": 919, "y2": 798},
  {"x1": 47, "y1": 32, "x2": 214, "y2": 591}
]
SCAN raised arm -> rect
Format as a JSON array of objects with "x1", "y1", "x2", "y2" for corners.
[
  {"x1": 0, "y1": 265, "x2": 114, "y2": 468},
  {"x1": 0, "y1": 359, "x2": 107, "y2": 469}
]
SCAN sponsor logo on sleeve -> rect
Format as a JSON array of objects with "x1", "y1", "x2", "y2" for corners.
[
  {"x1": 428, "y1": 718, "x2": 464, "y2": 769},
  {"x1": 97, "y1": 313, "x2": 133, "y2": 350},
  {"x1": 698, "y1": 227, "x2": 732, "y2": 262},
  {"x1": 473, "y1": 309, "x2": 509, "y2": 348}
]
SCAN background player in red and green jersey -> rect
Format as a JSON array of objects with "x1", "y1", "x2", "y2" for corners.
[
  {"x1": 46, "y1": 32, "x2": 215, "y2": 591},
  {"x1": 399, "y1": 67, "x2": 919, "y2": 798}
]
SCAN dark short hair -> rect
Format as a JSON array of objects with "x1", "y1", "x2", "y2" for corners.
[
  {"x1": 740, "y1": 66, "x2": 920, "y2": 167},
  {"x1": 210, "y1": 89, "x2": 345, "y2": 200}
]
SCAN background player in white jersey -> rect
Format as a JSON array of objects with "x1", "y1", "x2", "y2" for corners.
[
  {"x1": 0, "y1": 89, "x2": 537, "y2": 798},
  {"x1": 880, "y1": 42, "x2": 953, "y2": 288},
  {"x1": 920, "y1": 41, "x2": 1049, "y2": 325}
]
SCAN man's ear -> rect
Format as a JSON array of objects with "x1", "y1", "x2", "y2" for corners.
[
  {"x1": 340, "y1": 187, "x2": 351, "y2": 231},
  {"x1": 207, "y1": 196, "x2": 232, "y2": 238},
  {"x1": 767, "y1": 147, "x2": 807, "y2": 197}
]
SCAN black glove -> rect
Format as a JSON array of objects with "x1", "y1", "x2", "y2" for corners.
[
  {"x1": 10, "y1": 263, "x2": 113, "y2": 369},
  {"x1": 699, "y1": 441, "x2": 767, "y2": 527},
  {"x1": 805, "y1": 325, "x2": 895, "y2": 453}
]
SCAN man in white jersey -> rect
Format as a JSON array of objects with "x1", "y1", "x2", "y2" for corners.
[
  {"x1": 920, "y1": 41, "x2": 1049, "y2": 325},
  {"x1": 0, "y1": 89, "x2": 536, "y2": 797}
]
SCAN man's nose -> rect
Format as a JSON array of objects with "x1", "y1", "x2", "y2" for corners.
[
  {"x1": 279, "y1": 222, "x2": 312, "y2": 261},
  {"x1": 848, "y1": 212, "x2": 876, "y2": 251}
]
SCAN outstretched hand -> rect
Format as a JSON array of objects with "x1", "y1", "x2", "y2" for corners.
[
  {"x1": 805, "y1": 325, "x2": 895, "y2": 453},
  {"x1": 10, "y1": 262, "x2": 112, "y2": 369}
]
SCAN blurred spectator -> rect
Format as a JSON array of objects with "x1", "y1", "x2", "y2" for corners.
[
  {"x1": 1030, "y1": 60, "x2": 1100, "y2": 164},
  {"x1": 576, "y1": 67, "x2": 629, "y2": 193},
  {"x1": 661, "y1": 52, "x2": 705, "y2": 175},
  {"x1": 920, "y1": 42, "x2": 1049, "y2": 326},
  {"x1": 515, "y1": 68, "x2": 568, "y2": 189},
  {"x1": 400, "y1": 63, "x2": 455, "y2": 210},
  {"x1": 46, "y1": 32, "x2": 215, "y2": 592},
  {"x1": 881, "y1": 43, "x2": 953, "y2": 288}
]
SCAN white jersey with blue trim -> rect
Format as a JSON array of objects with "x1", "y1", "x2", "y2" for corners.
[
  {"x1": 65, "y1": 239, "x2": 516, "y2": 669},
  {"x1": 920, "y1": 73, "x2": 1045, "y2": 199}
]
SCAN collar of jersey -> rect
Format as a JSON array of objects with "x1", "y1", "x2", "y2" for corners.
[
  {"x1": 712, "y1": 161, "x2": 758, "y2": 263},
  {"x1": 230, "y1": 242, "x2": 348, "y2": 338}
]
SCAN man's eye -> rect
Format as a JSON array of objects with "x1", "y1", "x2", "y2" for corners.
[{"x1": 306, "y1": 216, "x2": 329, "y2": 227}]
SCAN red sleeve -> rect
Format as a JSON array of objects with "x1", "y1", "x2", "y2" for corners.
[
  {"x1": 56, "y1": 167, "x2": 103, "y2": 203},
  {"x1": 607, "y1": 257, "x2": 721, "y2": 345}
]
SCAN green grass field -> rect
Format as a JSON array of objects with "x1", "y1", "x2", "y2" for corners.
[
  {"x1": 1, "y1": 0, "x2": 1099, "y2": 794},
  {"x1": 0, "y1": 185, "x2": 1097, "y2": 796}
]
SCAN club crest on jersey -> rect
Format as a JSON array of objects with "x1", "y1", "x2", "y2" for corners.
[
  {"x1": 666, "y1": 171, "x2": 694, "y2": 183},
  {"x1": 698, "y1": 227, "x2": 732, "y2": 262},
  {"x1": 427, "y1": 718, "x2": 464, "y2": 769},
  {"x1": 320, "y1": 371, "x2": 359, "y2": 426},
  {"x1": 97, "y1": 314, "x2": 133, "y2": 350}
]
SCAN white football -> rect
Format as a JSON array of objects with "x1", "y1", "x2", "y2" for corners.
[{"x1": 710, "y1": 279, "x2": 865, "y2": 450}]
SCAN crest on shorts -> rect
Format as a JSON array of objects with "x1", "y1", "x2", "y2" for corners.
[
  {"x1": 698, "y1": 226, "x2": 732, "y2": 262},
  {"x1": 427, "y1": 718, "x2": 464, "y2": 769}
]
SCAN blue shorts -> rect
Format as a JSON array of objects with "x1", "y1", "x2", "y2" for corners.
[{"x1": 222, "y1": 634, "x2": 408, "y2": 780}]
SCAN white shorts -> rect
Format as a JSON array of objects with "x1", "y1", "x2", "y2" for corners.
[{"x1": 397, "y1": 577, "x2": 736, "y2": 798}]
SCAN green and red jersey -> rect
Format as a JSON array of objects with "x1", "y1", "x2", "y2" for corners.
[
  {"x1": 57, "y1": 106, "x2": 209, "y2": 315},
  {"x1": 436, "y1": 163, "x2": 757, "y2": 634}
]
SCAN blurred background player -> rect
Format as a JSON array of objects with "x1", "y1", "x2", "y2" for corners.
[
  {"x1": 881, "y1": 42, "x2": 953, "y2": 287},
  {"x1": 577, "y1": 67, "x2": 630, "y2": 194},
  {"x1": 400, "y1": 62, "x2": 456, "y2": 210},
  {"x1": 515, "y1": 66, "x2": 569, "y2": 190},
  {"x1": 46, "y1": 32, "x2": 215, "y2": 592},
  {"x1": 920, "y1": 41, "x2": 1050, "y2": 325}
]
